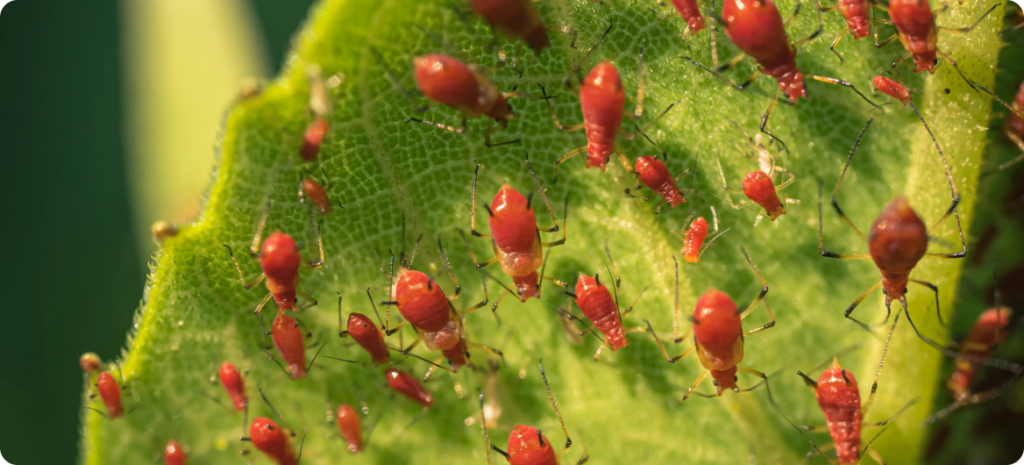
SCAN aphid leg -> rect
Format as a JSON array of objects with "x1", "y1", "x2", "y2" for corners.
[
  {"x1": 936, "y1": 4, "x2": 999, "y2": 34},
  {"x1": 682, "y1": 371, "x2": 710, "y2": 400},
  {"x1": 536, "y1": 84, "x2": 586, "y2": 132},
  {"x1": 553, "y1": 146, "x2": 588, "y2": 182},
  {"x1": 253, "y1": 292, "x2": 274, "y2": 315},
  {"x1": 714, "y1": 52, "x2": 747, "y2": 73},
  {"x1": 894, "y1": 296, "x2": 1020, "y2": 371},
  {"x1": 738, "y1": 247, "x2": 771, "y2": 320},
  {"x1": 645, "y1": 319, "x2": 696, "y2": 362},
  {"x1": 907, "y1": 278, "x2": 946, "y2": 327},
  {"x1": 787, "y1": 0, "x2": 825, "y2": 47},
  {"x1": 302, "y1": 220, "x2": 325, "y2": 268},
  {"x1": 966, "y1": 80, "x2": 1024, "y2": 121},
  {"x1": 983, "y1": 132, "x2": 1024, "y2": 175},
  {"x1": 483, "y1": 121, "x2": 522, "y2": 147},
  {"x1": 294, "y1": 290, "x2": 320, "y2": 311},
  {"x1": 572, "y1": 19, "x2": 615, "y2": 83},
  {"x1": 622, "y1": 102, "x2": 680, "y2": 158},
  {"x1": 633, "y1": 40, "x2": 647, "y2": 119},
  {"x1": 407, "y1": 115, "x2": 468, "y2": 135},
  {"x1": 860, "y1": 398, "x2": 918, "y2": 460},
  {"x1": 468, "y1": 162, "x2": 494, "y2": 239},
  {"x1": 923, "y1": 387, "x2": 1007, "y2": 425},
  {"x1": 817, "y1": 122, "x2": 874, "y2": 258},
  {"x1": 526, "y1": 157, "x2": 566, "y2": 238},
  {"x1": 758, "y1": 92, "x2": 790, "y2": 154},
  {"x1": 713, "y1": 156, "x2": 749, "y2": 209},
  {"x1": 922, "y1": 196, "x2": 967, "y2": 258},
  {"x1": 369, "y1": 46, "x2": 426, "y2": 112},
  {"x1": 223, "y1": 245, "x2": 267, "y2": 290},
  {"x1": 436, "y1": 235, "x2": 464, "y2": 300},
  {"x1": 669, "y1": 257, "x2": 689, "y2": 342},
  {"x1": 538, "y1": 359, "x2": 574, "y2": 449},
  {"x1": 841, "y1": 281, "x2": 884, "y2": 330},
  {"x1": 683, "y1": 56, "x2": 762, "y2": 92},
  {"x1": 860, "y1": 312, "x2": 901, "y2": 418}
]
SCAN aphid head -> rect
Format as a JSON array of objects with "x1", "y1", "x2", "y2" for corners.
[
  {"x1": 583, "y1": 61, "x2": 623, "y2": 95},
  {"x1": 512, "y1": 273, "x2": 541, "y2": 300},
  {"x1": 346, "y1": 312, "x2": 380, "y2": 341},
  {"x1": 260, "y1": 232, "x2": 301, "y2": 283},
  {"x1": 508, "y1": 424, "x2": 553, "y2": 456},
  {"x1": 912, "y1": 51, "x2": 937, "y2": 74},
  {"x1": 80, "y1": 352, "x2": 102, "y2": 373},
  {"x1": 249, "y1": 417, "x2": 294, "y2": 459},
  {"x1": 868, "y1": 197, "x2": 928, "y2": 277},
  {"x1": 816, "y1": 358, "x2": 860, "y2": 398},
  {"x1": 710, "y1": 366, "x2": 739, "y2": 394}
]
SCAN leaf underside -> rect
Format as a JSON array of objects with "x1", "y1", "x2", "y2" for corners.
[{"x1": 81, "y1": 0, "x2": 1007, "y2": 464}]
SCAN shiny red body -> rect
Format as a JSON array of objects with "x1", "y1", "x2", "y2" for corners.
[
  {"x1": 301, "y1": 117, "x2": 329, "y2": 161},
  {"x1": 504, "y1": 424, "x2": 558, "y2": 465},
  {"x1": 80, "y1": 353, "x2": 101, "y2": 372},
  {"x1": 302, "y1": 178, "x2": 332, "y2": 215},
  {"x1": 682, "y1": 217, "x2": 709, "y2": 263},
  {"x1": 814, "y1": 359, "x2": 862, "y2": 464},
  {"x1": 575, "y1": 273, "x2": 626, "y2": 350},
  {"x1": 97, "y1": 372, "x2": 123, "y2": 419},
  {"x1": 579, "y1": 62, "x2": 626, "y2": 170},
  {"x1": 721, "y1": 0, "x2": 805, "y2": 98},
  {"x1": 490, "y1": 183, "x2": 543, "y2": 299},
  {"x1": 272, "y1": 312, "x2": 307, "y2": 379},
  {"x1": 742, "y1": 171, "x2": 785, "y2": 220},
  {"x1": 394, "y1": 269, "x2": 451, "y2": 333},
  {"x1": 260, "y1": 232, "x2": 302, "y2": 311},
  {"x1": 414, "y1": 54, "x2": 513, "y2": 124},
  {"x1": 250, "y1": 417, "x2": 297, "y2": 465},
  {"x1": 692, "y1": 289, "x2": 744, "y2": 393},
  {"x1": 949, "y1": 307, "x2": 1012, "y2": 401},
  {"x1": 874, "y1": 76, "x2": 912, "y2": 105},
  {"x1": 470, "y1": 0, "x2": 550, "y2": 53},
  {"x1": 347, "y1": 312, "x2": 391, "y2": 366},
  {"x1": 671, "y1": 0, "x2": 707, "y2": 32},
  {"x1": 888, "y1": 0, "x2": 938, "y2": 73},
  {"x1": 837, "y1": 0, "x2": 871, "y2": 39},
  {"x1": 867, "y1": 198, "x2": 927, "y2": 301},
  {"x1": 218, "y1": 361, "x2": 247, "y2": 411},
  {"x1": 442, "y1": 338, "x2": 470, "y2": 371},
  {"x1": 164, "y1": 440, "x2": 187, "y2": 465},
  {"x1": 385, "y1": 368, "x2": 435, "y2": 407},
  {"x1": 636, "y1": 156, "x2": 686, "y2": 208},
  {"x1": 336, "y1": 404, "x2": 364, "y2": 453},
  {"x1": 1005, "y1": 81, "x2": 1024, "y2": 139}
]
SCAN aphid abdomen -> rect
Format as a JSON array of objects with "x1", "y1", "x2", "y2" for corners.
[
  {"x1": 709, "y1": 365, "x2": 739, "y2": 393},
  {"x1": 385, "y1": 368, "x2": 435, "y2": 407},
  {"x1": 250, "y1": 417, "x2": 297, "y2": 465},
  {"x1": 347, "y1": 313, "x2": 391, "y2": 366},
  {"x1": 511, "y1": 271, "x2": 540, "y2": 300},
  {"x1": 815, "y1": 361, "x2": 863, "y2": 465},
  {"x1": 469, "y1": 0, "x2": 550, "y2": 53},
  {"x1": 636, "y1": 156, "x2": 686, "y2": 208},
  {"x1": 302, "y1": 177, "x2": 332, "y2": 214},
  {"x1": 507, "y1": 424, "x2": 559, "y2": 465},
  {"x1": 722, "y1": 0, "x2": 806, "y2": 99},
  {"x1": 395, "y1": 269, "x2": 451, "y2": 332},
  {"x1": 838, "y1": 0, "x2": 871, "y2": 39},
  {"x1": 579, "y1": 61, "x2": 626, "y2": 170},
  {"x1": 301, "y1": 117, "x2": 329, "y2": 162},
  {"x1": 741, "y1": 171, "x2": 786, "y2": 220},
  {"x1": 873, "y1": 76, "x2": 912, "y2": 105},
  {"x1": 888, "y1": 0, "x2": 938, "y2": 73},
  {"x1": 682, "y1": 217, "x2": 708, "y2": 263},
  {"x1": 419, "y1": 315, "x2": 463, "y2": 351},
  {"x1": 219, "y1": 361, "x2": 248, "y2": 411},
  {"x1": 1004, "y1": 81, "x2": 1024, "y2": 139},
  {"x1": 272, "y1": 312, "x2": 307, "y2": 379},
  {"x1": 575, "y1": 274, "x2": 627, "y2": 350},
  {"x1": 490, "y1": 184, "x2": 544, "y2": 280},
  {"x1": 97, "y1": 372, "x2": 124, "y2": 419},
  {"x1": 693, "y1": 289, "x2": 744, "y2": 371},
  {"x1": 336, "y1": 404, "x2": 363, "y2": 453},
  {"x1": 413, "y1": 54, "x2": 487, "y2": 117},
  {"x1": 441, "y1": 338, "x2": 470, "y2": 371},
  {"x1": 950, "y1": 307, "x2": 1013, "y2": 400},
  {"x1": 867, "y1": 197, "x2": 928, "y2": 300},
  {"x1": 671, "y1": 0, "x2": 707, "y2": 32}
]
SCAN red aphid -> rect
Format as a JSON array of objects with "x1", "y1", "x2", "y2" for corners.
[
  {"x1": 888, "y1": 0, "x2": 938, "y2": 73},
  {"x1": 336, "y1": 404, "x2": 364, "y2": 453},
  {"x1": 682, "y1": 217, "x2": 709, "y2": 263},
  {"x1": 260, "y1": 232, "x2": 302, "y2": 311},
  {"x1": 873, "y1": 76, "x2": 912, "y2": 105},
  {"x1": 97, "y1": 371, "x2": 123, "y2": 419},
  {"x1": 218, "y1": 361, "x2": 247, "y2": 411},
  {"x1": 385, "y1": 368, "x2": 435, "y2": 407},
  {"x1": 164, "y1": 440, "x2": 187, "y2": 465},
  {"x1": 301, "y1": 117, "x2": 329, "y2": 162},
  {"x1": 837, "y1": 0, "x2": 871, "y2": 39},
  {"x1": 692, "y1": 289, "x2": 744, "y2": 393},
  {"x1": 1005, "y1": 80, "x2": 1024, "y2": 140},
  {"x1": 414, "y1": 54, "x2": 514, "y2": 125},
  {"x1": 302, "y1": 178, "x2": 332, "y2": 215},
  {"x1": 503, "y1": 425, "x2": 557, "y2": 465},
  {"x1": 949, "y1": 307, "x2": 1012, "y2": 401},
  {"x1": 470, "y1": 0, "x2": 550, "y2": 53},
  {"x1": 867, "y1": 197, "x2": 928, "y2": 302},
  {"x1": 812, "y1": 359, "x2": 863, "y2": 464},
  {"x1": 394, "y1": 268, "x2": 462, "y2": 351},
  {"x1": 80, "y1": 352, "x2": 102, "y2": 373},
  {"x1": 347, "y1": 313, "x2": 391, "y2": 366},
  {"x1": 272, "y1": 312, "x2": 307, "y2": 379},
  {"x1": 490, "y1": 183, "x2": 544, "y2": 299},
  {"x1": 578, "y1": 61, "x2": 626, "y2": 170},
  {"x1": 250, "y1": 417, "x2": 297, "y2": 465},
  {"x1": 721, "y1": 0, "x2": 805, "y2": 99},
  {"x1": 575, "y1": 273, "x2": 626, "y2": 351},
  {"x1": 671, "y1": 0, "x2": 707, "y2": 33},
  {"x1": 742, "y1": 171, "x2": 786, "y2": 220},
  {"x1": 635, "y1": 156, "x2": 686, "y2": 208},
  {"x1": 441, "y1": 337, "x2": 470, "y2": 371}
]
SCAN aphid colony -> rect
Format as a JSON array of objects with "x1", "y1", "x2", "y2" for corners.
[{"x1": 81, "y1": 0, "x2": 1024, "y2": 463}]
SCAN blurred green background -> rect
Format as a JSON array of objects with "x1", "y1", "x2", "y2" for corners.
[{"x1": 0, "y1": 1, "x2": 1021, "y2": 464}]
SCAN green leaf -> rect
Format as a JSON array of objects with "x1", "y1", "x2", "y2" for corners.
[{"x1": 81, "y1": 0, "x2": 1008, "y2": 463}]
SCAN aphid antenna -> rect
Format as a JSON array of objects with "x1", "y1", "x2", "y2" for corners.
[
  {"x1": 478, "y1": 268, "x2": 519, "y2": 318},
  {"x1": 571, "y1": 19, "x2": 614, "y2": 84},
  {"x1": 304, "y1": 342, "x2": 330, "y2": 375},
  {"x1": 336, "y1": 293, "x2": 348, "y2": 337},
  {"x1": 923, "y1": 371, "x2": 1022, "y2": 425},
  {"x1": 634, "y1": 39, "x2": 647, "y2": 120},
  {"x1": 385, "y1": 348, "x2": 453, "y2": 372},
  {"x1": 256, "y1": 388, "x2": 297, "y2": 437},
  {"x1": 437, "y1": 235, "x2": 462, "y2": 299},
  {"x1": 526, "y1": 156, "x2": 566, "y2": 238},
  {"x1": 367, "y1": 46, "x2": 426, "y2": 112},
  {"x1": 323, "y1": 355, "x2": 371, "y2": 369},
  {"x1": 261, "y1": 348, "x2": 292, "y2": 378},
  {"x1": 552, "y1": 304, "x2": 605, "y2": 344},
  {"x1": 538, "y1": 359, "x2": 573, "y2": 449},
  {"x1": 478, "y1": 389, "x2": 495, "y2": 465},
  {"x1": 967, "y1": 79, "x2": 1024, "y2": 121}
]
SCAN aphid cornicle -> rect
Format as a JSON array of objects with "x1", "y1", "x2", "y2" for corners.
[
  {"x1": 250, "y1": 417, "x2": 297, "y2": 465},
  {"x1": 469, "y1": 0, "x2": 550, "y2": 53},
  {"x1": 385, "y1": 368, "x2": 435, "y2": 407},
  {"x1": 164, "y1": 440, "x2": 187, "y2": 465},
  {"x1": 97, "y1": 371, "x2": 124, "y2": 419},
  {"x1": 463, "y1": 159, "x2": 566, "y2": 310},
  {"x1": 647, "y1": 249, "x2": 776, "y2": 400},
  {"x1": 336, "y1": 403, "x2": 363, "y2": 453},
  {"x1": 218, "y1": 361, "x2": 247, "y2": 411}
]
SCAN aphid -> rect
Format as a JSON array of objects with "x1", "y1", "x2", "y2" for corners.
[
  {"x1": 151, "y1": 221, "x2": 178, "y2": 243},
  {"x1": 462, "y1": 158, "x2": 567, "y2": 308},
  {"x1": 79, "y1": 352, "x2": 102, "y2": 373},
  {"x1": 632, "y1": 155, "x2": 690, "y2": 209},
  {"x1": 948, "y1": 307, "x2": 1012, "y2": 402},
  {"x1": 680, "y1": 207, "x2": 728, "y2": 263},
  {"x1": 880, "y1": 1, "x2": 998, "y2": 77},
  {"x1": 715, "y1": 122, "x2": 796, "y2": 225},
  {"x1": 96, "y1": 371, "x2": 124, "y2": 419},
  {"x1": 371, "y1": 47, "x2": 524, "y2": 147},
  {"x1": 245, "y1": 390, "x2": 305, "y2": 465},
  {"x1": 299, "y1": 64, "x2": 337, "y2": 162},
  {"x1": 480, "y1": 359, "x2": 588, "y2": 465},
  {"x1": 385, "y1": 368, "x2": 435, "y2": 407},
  {"x1": 670, "y1": 0, "x2": 708, "y2": 36},
  {"x1": 298, "y1": 168, "x2": 338, "y2": 215},
  {"x1": 538, "y1": 23, "x2": 677, "y2": 178},
  {"x1": 685, "y1": 0, "x2": 878, "y2": 149},
  {"x1": 647, "y1": 248, "x2": 776, "y2": 400},
  {"x1": 979, "y1": 79, "x2": 1024, "y2": 174},
  {"x1": 818, "y1": 118, "x2": 979, "y2": 353},
  {"x1": 219, "y1": 361, "x2": 248, "y2": 411},
  {"x1": 785, "y1": 318, "x2": 916, "y2": 465},
  {"x1": 819, "y1": 0, "x2": 873, "y2": 60},
  {"x1": 267, "y1": 311, "x2": 328, "y2": 380},
  {"x1": 336, "y1": 404, "x2": 363, "y2": 453},
  {"x1": 300, "y1": 118, "x2": 329, "y2": 162},
  {"x1": 469, "y1": 0, "x2": 550, "y2": 53},
  {"x1": 338, "y1": 294, "x2": 391, "y2": 366},
  {"x1": 164, "y1": 440, "x2": 187, "y2": 465}
]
